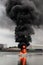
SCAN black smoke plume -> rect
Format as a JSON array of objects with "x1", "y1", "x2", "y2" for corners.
[{"x1": 6, "y1": 0, "x2": 40, "y2": 49}]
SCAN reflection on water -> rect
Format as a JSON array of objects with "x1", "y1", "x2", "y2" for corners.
[
  {"x1": 0, "y1": 52, "x2": 43, "y2": 65},
  {"x1": 18, "y1": 57, "x2": 27, "y2": 65}
]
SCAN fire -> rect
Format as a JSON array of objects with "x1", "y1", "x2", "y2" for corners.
[
  {"x1": 22, "y1": 45, "x2": 27, "y2": 53},
  {"x1": 19, "y1": 45, "x2": 27, "y2": 65}
]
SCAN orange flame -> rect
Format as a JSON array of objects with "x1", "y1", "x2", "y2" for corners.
[
  {"x1": 19, "y1": 45, "x2": 27, "y2": 65},
  {"x1": 21, "y1": 45, "x2": 27, "y2": 53}
]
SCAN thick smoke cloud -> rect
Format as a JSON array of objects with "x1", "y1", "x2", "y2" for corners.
[{"x1": 6, "y1": 0, "x2": 40, "y2": 48}]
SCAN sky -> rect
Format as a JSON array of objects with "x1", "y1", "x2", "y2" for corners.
[
  {"x1": 0, "y1": 1, "x2": 18, "y2": 47},
  {"x1": 0, "y1": 28, "x2": 19, "y2": 47},
  {"x1": 0, "y1": 0, "x2": 43, "y2": 47}
]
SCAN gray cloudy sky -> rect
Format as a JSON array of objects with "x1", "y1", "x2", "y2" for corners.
[{"x1": 0, "y1": 0, "x2": 43, "y2": 47}]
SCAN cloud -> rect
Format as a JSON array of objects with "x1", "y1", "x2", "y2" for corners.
[{"x1": 0, "y1": 28, "x2": 18, "y2": 47}]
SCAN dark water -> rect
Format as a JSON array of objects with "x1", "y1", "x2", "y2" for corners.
[{"x1": 0, "y1": 52, "x2": 43, "y2": 65}]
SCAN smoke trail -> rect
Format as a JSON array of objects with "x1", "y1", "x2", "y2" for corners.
[{"x1": 6, "y1": 0, "x2": 40, "y2": 48}]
